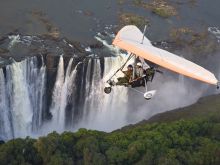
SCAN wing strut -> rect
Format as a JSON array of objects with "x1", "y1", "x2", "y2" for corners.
[
  {"x1": 106, "y1": 53, "x2": 134, "y2": 83},
  {"x1": 141, "y1": 25, "x2": 148, "y2": 44}
]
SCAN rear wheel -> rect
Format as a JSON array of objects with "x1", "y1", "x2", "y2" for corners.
[
  {"x1": 144, "y1": 93, "x2": 153, "y2": 100},
  {"x1": 104, "y1": 87, "x2": 112, "y2": 94}
]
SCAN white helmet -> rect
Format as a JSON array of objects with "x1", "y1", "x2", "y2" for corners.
[{"x1": 137, "y1": 62, "x2": 142, "y2": 67}]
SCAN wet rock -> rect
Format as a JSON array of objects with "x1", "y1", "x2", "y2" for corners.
[
  {"x1": 44, "y1": 53, "x2": 57, "y2": 70},
  {"x1": 0, "y1": 48, "x2": 9, "y2": 54},
  {"x1": 0, "y1": 36, "x2": 7, "y2": 45},
  {"x1": 153, "y1": 40, "x2": 178, "y2": 50},
  {"x1": 0, "y1": 31, "x2": 103, "y2": 70},
  {"x1": 48, "y1": 29, "x2": 60, "y2": 39},
  {"x1": 41, "y1": 32, "x2": 59, "y2": 42},
  {"x1": 89, "y1": 42, "x2": 104, "y2": 49},
  {"x1": 73, "y1": 42, "x2": 87, "y2": 54},
  {"x1": 100, "y1": 31, "x2": 108, "y2": 36},
  {"x1": 6, "y1": 29, "x2": 20, "y2": 36}
]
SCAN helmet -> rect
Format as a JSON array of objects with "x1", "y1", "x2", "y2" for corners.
[
  {"x1": 137, "y1": 62, "x2": 142, "y2": 67},
  {"x1": 127, "y1": 64, "x2": 133, "y2": 68}
]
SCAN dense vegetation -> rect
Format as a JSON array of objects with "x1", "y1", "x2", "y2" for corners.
[
  {"x1": 0, "y1": 95, "x2": 219, "y2": 165},
  {"x1": 0, "y1": 113, "x2": 220, "y2": 165}
]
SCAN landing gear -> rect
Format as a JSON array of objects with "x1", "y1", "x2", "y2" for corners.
[
  {"x1": 143, "y1": 78, "x2": 156, "y2": 100},
  {"x1": 103, "y1": 52, "x2": 158, "y2": 99},
  {"x1": 104, "y1": 80, "x2": 114, "y2": 94},
  {"x1": 144, "y1": 90, "x2": 156, "y2": 100},
  {"x1": 104, "y1": 87, "x2": 112, "y2": 94}
]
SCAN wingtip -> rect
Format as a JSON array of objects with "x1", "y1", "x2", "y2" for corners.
[{"x1": 217, "y1": 81, "x2": 220, "y2": 89}]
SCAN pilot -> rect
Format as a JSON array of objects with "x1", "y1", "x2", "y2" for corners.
[{"x1": 116, "y1": 64, "x2": 133, "y2": 85}]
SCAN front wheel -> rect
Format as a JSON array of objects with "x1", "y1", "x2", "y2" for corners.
[
  {"x1": 104, "y1": 87, "x2": 112, "y2": 94},
  {"x1": 144, "y1": 90, "x2": 156, "y2": 100}
]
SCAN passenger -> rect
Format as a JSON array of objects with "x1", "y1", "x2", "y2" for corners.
[
  {"x1": 135, "y1": 62, "x2": 144, "y2": 78},
  {"x1": 131, "y1": 62, "x2": 145, "y2": 87},
  {"x1": 116, "y1": 64, "x2": 133, "y2": 86}
]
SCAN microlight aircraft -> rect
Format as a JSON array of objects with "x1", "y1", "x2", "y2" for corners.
[{"x1": 104, "y1": 25, "x2": 219, "y2": 100}]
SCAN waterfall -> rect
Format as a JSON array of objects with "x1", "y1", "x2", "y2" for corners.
[
  {"x1": 49, "y1": 56, "x2": 65, "y2": 130},
  {"x1": 26, "y1": 57, "x2": 46, "y2": 131},
  {"x1": 49, "y1": 56, "x2": 78, "y2": 132},
  {"x1": 0, "y1": 32, "x2": 138, "y2": 139},
  {"x1": 6, "y1": 59, "x2": 33, "y2": 137},
  {"x1": 0, "y1": 56, "x2": 46, "y2": 139},
  {"x1": 74, "y1": 54, "x2": 132, "y2": 131},
  {"x1": 0, "y1": 34, "x2": 138, "y2": 139},
  {"x1": 64, "y1": 34, "x2": 136, "y2": 131},
  {"x1": 81, "y1": 59, "x2": 103, "y2": 122},
  {"x1": 0, "y1": 69, "x2": 12, "y2": 140},
  {"x1": 59, "y1": 58, "x2": 74, "y2": 127},
  {"x1": 0, "y1": 32, "x2": 137, "y2": 139}
]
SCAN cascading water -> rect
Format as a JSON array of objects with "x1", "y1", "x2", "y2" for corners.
[
  {"x1": 49, "y1": 56, "x2": 65, "y2": 130},
  {"x1": 6, "y1": 59, "x2": 33, "y2": 138},
  {"x1": 82, "y1": 59, "x2": 102, "y2": 121},
  {"x1": 49, "y1": 56, "x2": 78, "y2": 132},
  {"x1": 0, "y1": 33, "x2": 214, "y2": 140},
  {"x1": 76, "y1": 56, "x2": 130, "y2": 131},
  {"x1": 26, "y1": 57, "x2": 46, "y2": 131},
  {"x1": 46, "y1": 54, "x2": 130, "y2": 132},
  {"x1": 0, "y1": 69, "x2": 12, "y2": 140},
  {"x1": 0, "y1": 56, "x2": 46, "y2": 140}
]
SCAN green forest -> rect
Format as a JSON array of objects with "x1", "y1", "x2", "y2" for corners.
[
  {"x1": 0, "y1": 114, "x2": 220, "y2": 165},
  {"x1": 1, "y1": 94, "x2": 220, "y2": 165}
]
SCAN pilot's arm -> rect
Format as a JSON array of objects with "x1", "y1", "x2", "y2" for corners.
[{"x1": 122, "y1": 70, "x2": 127, "y2": 74}]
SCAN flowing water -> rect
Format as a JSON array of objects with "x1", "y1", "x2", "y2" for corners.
[{"x1": 0, "y1": 56, "x2": 46, "y2": 139}]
